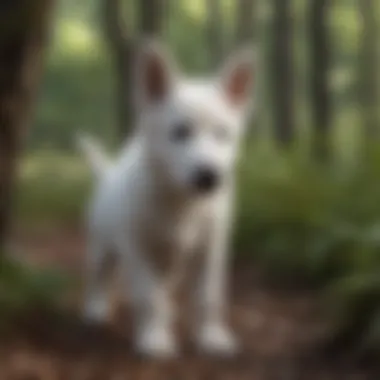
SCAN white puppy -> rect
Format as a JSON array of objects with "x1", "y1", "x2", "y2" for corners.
[{"x1": 79, "y1": 41, "x2": 255, "y2": 358}]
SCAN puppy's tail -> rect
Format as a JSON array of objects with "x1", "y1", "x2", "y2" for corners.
[{"x1": 76, "y1": 133, "x2": 110, "y2": 178}]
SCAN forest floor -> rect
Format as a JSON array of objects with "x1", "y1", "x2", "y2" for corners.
[{"x1": 0, "y1": 226, "x2": 378, "y2": 380}]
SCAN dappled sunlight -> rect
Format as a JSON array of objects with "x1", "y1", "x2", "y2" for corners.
[
  {"x1": 15, "y1": 154, "x2": 91, "y2": 226},
  {"x1": 331, "y1": 3, "x2": 360, "y2": 52},
  {"x1": 20, "y1": 153, "x2": 89, "y2": 182},
  {"x1": 53, "y1": 18, "x2": 101, "y2": 60},
  {"x1": 330, "y1": 68, "x2": 355, "y2": 92},
  {"x1": 182, "y1": 0, "x2": 206, "y2": 23}
]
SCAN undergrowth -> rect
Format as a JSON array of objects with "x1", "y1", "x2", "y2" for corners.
[{"x1": 12, "y1": 142, "x2": 380, "y2": 353}]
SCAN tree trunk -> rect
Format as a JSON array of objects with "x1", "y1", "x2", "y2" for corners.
[
  {"x1": 235, "y1": 0, "x2": 257, "y2": 139},
  {"x1": 358, "y1": 0, "x2": 378, "y2": 140},
  {"x1": 206, "y1": 0, "x2": 224, "y2": 68},
  {"x1": 236, "y1": 0, "x2": 256, "y2": 45},
  {"x1": 104, "y1": 0, "x2": 164, "y2": 139},
  {"x1": 103, "y1": 0, "x2": 134, "y2": 139},
  {"x1": 309, "y1": 0, "x2": 331, "y2": 161},
  {"x1": 0, "y1": 0, "x2": 54, "y2": 251},
  {"x1": 139, "y1": 0, "x2": 165, "y2": 37},
  {"x1": 272, "y1": 0, "x2": 294, "y2": 146}
]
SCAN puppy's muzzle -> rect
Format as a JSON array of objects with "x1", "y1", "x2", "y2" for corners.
[{"x1": 192, "y1": 166, "x2": 220, "y2": 194}]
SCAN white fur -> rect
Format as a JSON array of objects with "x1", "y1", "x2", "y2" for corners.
[
  {"x1": 79, "y1": 42, "x2": 255, "y2": 358},
  {"x1": 76, "y1": 133, "x2": 111, "y2": 178}
]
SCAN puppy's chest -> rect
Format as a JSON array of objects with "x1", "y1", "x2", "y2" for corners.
[
  {"x1": 137, "y1": 206, "x2": 209, "y2": 272},
  {"x1": 150, "y1": 210, "x2": 205, "y2": 251}
]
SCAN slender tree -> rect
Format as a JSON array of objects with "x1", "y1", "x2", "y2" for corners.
[
  {"x1": 236, "y1": 0, "x2": 256, "y2": 45},
  {"x1": 103, "y1": 0, "x2": 165, "y2": 138},
  {"x1": 0, "y1": 0, "x2": 55, "y2": 251},
  {"x1": 272, "y1": 0, "x2": 294, "y2": 146},
  {"x1": 358, "y1": 0, "x2": 378, "y2": 139},
  {"x1": 139, "y1": 0, "x2": 165, "y2": 36},
  {"x1": 236, "y1": 0, "x2": 257, "y2": 133},
  {"x1": 103, "y1": 0, "x2": 134, "y2": 139},
  {"x1": 309, "y1": 0, "x2": 331, "y2": 160},
  {"x1": 206, "y1": 0, "x2": 224, "y2": 68}
]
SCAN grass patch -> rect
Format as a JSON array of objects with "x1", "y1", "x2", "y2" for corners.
[
  {"x1": 0, "y1": 254, "x2": 72, "y2": 325},
  {"x1": 16, "y1": 150, "x2": 92, "y2": 225}
]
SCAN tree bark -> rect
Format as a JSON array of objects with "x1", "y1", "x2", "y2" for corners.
[
  {"x1": 309, "y1": 0, "x2": 331, "y2": 161},
  {"x1": 103, "y1": 0, "x2": 134, "y2": 139},
  {"x1": 272, "y1": 0, "x2": 294, "y2": 146},
  {"x1": 358, "y1": 0, "x2": 378, "y2": 139},
  {"x1": 206, "y1": 0, "x2": 224, "y2": 68},
  {"x1": 236, "y1": 0, "x2": 256, "y2": 45},
  {"x1": 104, "y1": 0, "x2": 164, "y2": 139},
  {"x1": 139, "y1": 0, "x2": 165, "y2": 37},
  {"x1": 0, "y1": 0, "x2": 54, "y2": 251}
]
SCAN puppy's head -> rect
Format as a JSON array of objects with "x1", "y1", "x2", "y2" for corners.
[{"x1": 134, "y1": 41, "x2": 256, "y2": 196}]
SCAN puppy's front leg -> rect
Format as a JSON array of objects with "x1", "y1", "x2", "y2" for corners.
[
  {"x1": 196, "y1": 193, "x2": 239, "y2": 355},
  {"x1": 116, "y1": 236, "x2": 177, "y2": 358}
]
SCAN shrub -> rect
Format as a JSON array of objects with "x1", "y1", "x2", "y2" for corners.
[{"x1": 0, "y1": 254, "x2": 71, "y2": 324}]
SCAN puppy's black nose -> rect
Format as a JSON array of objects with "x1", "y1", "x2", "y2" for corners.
[{"x1": 193, "y1": 167, "x2": 220, "y2": 193}]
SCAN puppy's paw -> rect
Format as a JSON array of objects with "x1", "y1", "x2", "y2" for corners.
[
  {"x1": 136, "y1": 325, "x2": 177, "y2": 359},
  {"x1": 197, "y1": 323, "x2": 240, "y2": 356}
]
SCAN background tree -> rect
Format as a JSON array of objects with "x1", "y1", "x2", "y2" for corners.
[
  {"x1": 0, "y1": 0, "x2": 55, "y2": 251},
  {"x1": 272, "y1": 0, "x2": 294, "y2": 146},
  {"x1": 309, "y1": 0, "x2": 331, "y2": 160},
  {"x1": 139, "y1": 0, "x2": 165, "y2": 36},
  {"x1": 235, "y1": 0, "x2": 258, "y2": 137},
  {"x1": 206, "y1": 0, "x2": 224, "y2": 68},
  {"x1": 358, "y1": 0, "x2": 378, "y2": 140},
  {"x1": 235, "y1": 0, "x2": 256, "y2": 45},
  {"x1": 103, "y1": 0, "x2": 164, "y2": 139}
]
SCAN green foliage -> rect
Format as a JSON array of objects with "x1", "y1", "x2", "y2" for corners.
[
  {"x1": 325, "y1": 269, "x2": 380, "y2": 353},
  {"x1": 0, "y1": 255, "x2": 71, "y2": 322},
  {"x1": 236, "y1": 143, "x2": 379, "y2": 272},
  {"x1": 16, "y1": 151, "x2": 91, "y2": 225},
  {"x1": 234, "y1": 141, "x2": 380, "y2": 352}
]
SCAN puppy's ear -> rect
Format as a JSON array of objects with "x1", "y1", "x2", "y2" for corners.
[
  {"x1": 218, "y1": 47, "x2": 256, "y2": 109},
  {"x1": 135, "y1": 40, "x2": 177, "y2": 105}
]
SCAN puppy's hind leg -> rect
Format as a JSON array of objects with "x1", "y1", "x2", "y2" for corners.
[{"x1": 82, "y1": 235, "x2": 114, "y2": 324}]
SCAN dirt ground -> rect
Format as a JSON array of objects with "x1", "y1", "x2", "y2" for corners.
[{"x1": 1, "y1": 227, "x2": 378, "y2": 380}]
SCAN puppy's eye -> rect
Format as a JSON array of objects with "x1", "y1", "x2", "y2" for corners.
[{"x1": 171, "y1": 122, "x2": 192, "y2": 142}]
